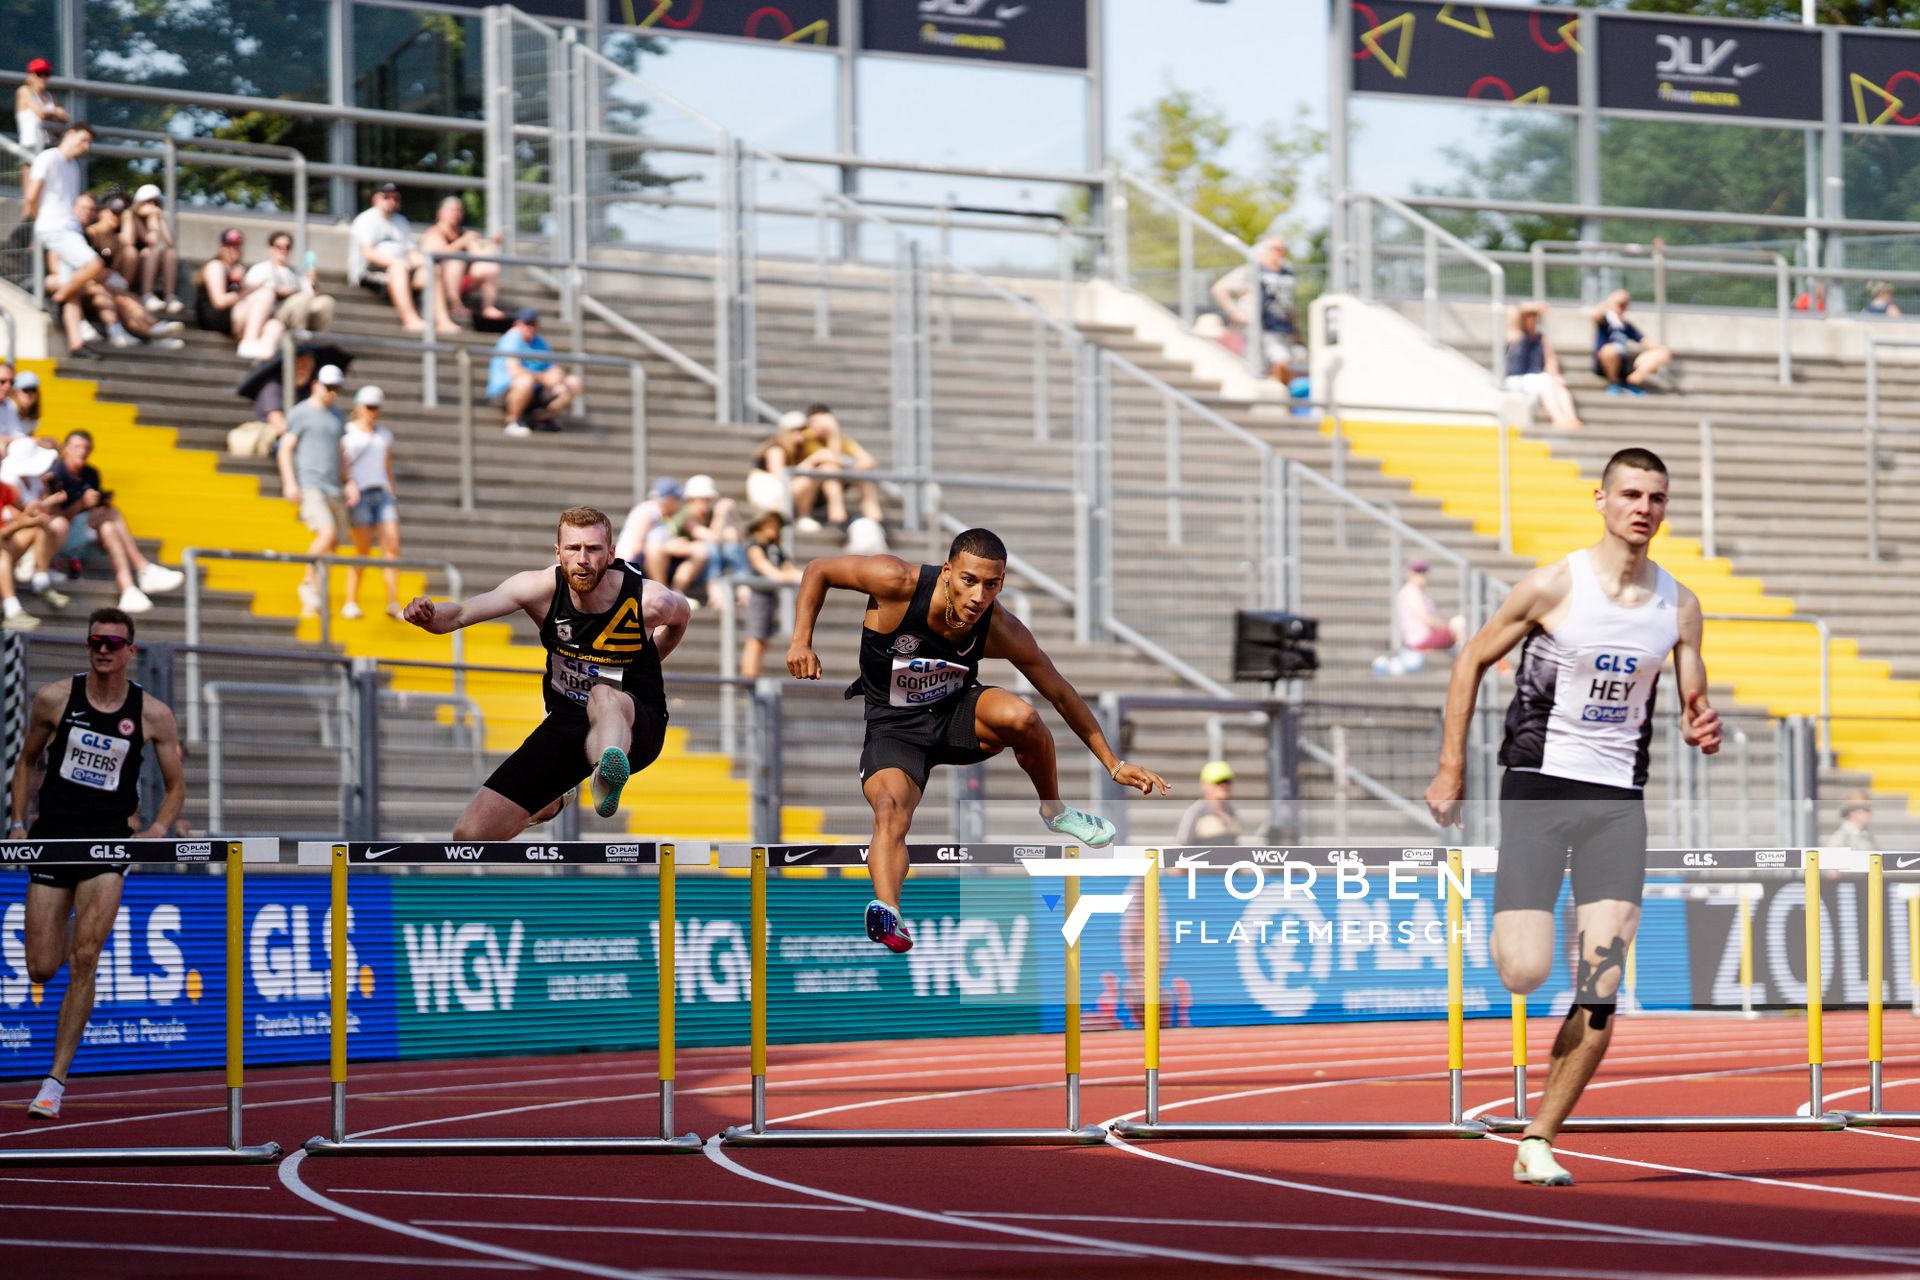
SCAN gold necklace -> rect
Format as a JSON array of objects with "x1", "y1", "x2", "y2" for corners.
[{"x1": 942, "y1": 574, "x2": 963, "y2": 630}]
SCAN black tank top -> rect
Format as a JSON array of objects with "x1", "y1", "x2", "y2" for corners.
[
  {"x1": 537, "y1": 560, "x2": 667, "y2": 719},
  {"x1": 36, "y1": 676, "x2": 146, "y2": 831},
  {"x1": 847, "y1": 564, "x2": 994, "y2": 717}
]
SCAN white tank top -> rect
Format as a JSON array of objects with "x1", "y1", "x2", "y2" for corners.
[
  {"x1": 17, "y1": 86, "x2": 51, "y2": 152},
  {"x1": 1498, "y1": 548, "x2": 1680, "y2": 790}
]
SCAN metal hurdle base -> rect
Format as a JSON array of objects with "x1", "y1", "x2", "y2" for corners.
[
  {"x1": 1833, "y1": 1113, "x2": 1920, "y2": 1127},
  {"x1": 0, "y1": 1143, "x2": 282, "y2": 1167},
  {"x1": 720, "y1": 1125, "x2": 1108, "y2": 1147},
  {"x1": 302, "y1": 1135, "x2": 703, "y2": 1156},
  {"x1": 1479, "y1": 1114, "x2": 1847, "y2": 1133},
  {"x1": 1110, "y1": 1120, "x2": 1487, "y2": 1140}
]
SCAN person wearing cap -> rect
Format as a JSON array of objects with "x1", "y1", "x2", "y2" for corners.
[
  {"x1": 39, "y1": 430, "x2": 183, "y2": 613},
  {"x1": 348, "y1": 182, "x2": 429, "y2": 334},
  {"x1": 120, "y1": 183, "x2": 182, "y2": 316},
  {"x1": 1828, "y1": 790, "x2": 1879, "y2": 851},
  {"x1": 243, "y1": 229, "x2": 334, "y2": 343},
  {"x1": 0, "y1": 439, "x2": 59, "y2": 629},
  {"x1": 277, "y1": 365, "x2": 350, "y2": 615},
  {"x1": 24, "y1": 122, "x2": 104, "y2": 333},
  {"x1": 0, "y1": 364, "x2": 25, "y2": 440},
  {"x1": 614, "y1": 476, "x2": 683, "y2": 565},
  {"x1": 0, "y1": 433, "x2": 70, "y2": 612},
  {"x1": 195, "y1": 227, "x2": 272, "y2": 354},
  {"x1": 64, "y1": 192, "x2": 185, "y2": 352},
  {"x1": 643, "y1": 473, "x2": 741, "y2": 604},
  {"x1": 15, "y1": 57, "x2": 66, "y2": 153},
  {"x1": 1175, "y1": 760, "x2": 1245, "y2": 846},
  {"x1": 488, "y1": 308, "x2": 580, "y2": 436},
  {"x1": 339, "y1": 384, "x2": 401, "y2": 620}
]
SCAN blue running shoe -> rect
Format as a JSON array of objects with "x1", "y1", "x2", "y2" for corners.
[
  {"x1": 865, "y1": 899, "x2": 914, "y2": 953},
  {"x1": 590, "y1": 746, "x2": 630, "y2": 818},
  {"x1": 1043, "y1": 806, "x2": 1117, "y2": 848}
]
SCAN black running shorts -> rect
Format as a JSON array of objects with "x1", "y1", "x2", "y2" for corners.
[
  {"x1": 483, "y1": 696, "x2": 668, "y2": 816},
  {"x1": 859, "y1": 683, "x2": 996, "y2": 793},
  {"x1": 25, "y1": 817, "x2": 136, "y2": 889},
  {"x1": 1495, "y1": 769, "x2": 1648, "y2": 913}
]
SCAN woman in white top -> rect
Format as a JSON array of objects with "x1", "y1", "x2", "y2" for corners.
[
  {"x1": 15, "y1": 58, "x2": 66, "y2": 152},
  {"x1": 339, "y1": 385, "x2": 401, "y2": 618}
]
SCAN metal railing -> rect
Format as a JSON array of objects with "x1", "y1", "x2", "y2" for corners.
[
  {"x1": 1698, "y1": 417, "x2": 1891, "y2": 564},
  {"x1": 1863, "y1": 337, "x2": 1920, "y2": 563},
  {"x1": 180, "y1": 547, "x2": 466, "y2": 743},
  {"x1": 1107, "y1": 166, "x2": 1262, "y2": 376},
  {"x1": 1343, "y1": 189, "x2": 1507, "y2": 381},
  {"x1": 1524, "y1": 240, "x2": 1791, "y2": 385},
  {"x1": 1703, "y1": 612, "x2": 1832, "y2": 767}
]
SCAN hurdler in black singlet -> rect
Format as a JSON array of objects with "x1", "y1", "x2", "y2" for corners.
[
  {"x1": 847, "y1": 563, "x2": 997, "y2": 789},
  {"x1": 32, "y1": 675, "x2": 145, "y2": 840},
  {"x1": 538, "y1": 559, "x2": 667, "y2": 720},
  {"x1": 483, "y1": 559, "x2": 671, "y2": 815}
]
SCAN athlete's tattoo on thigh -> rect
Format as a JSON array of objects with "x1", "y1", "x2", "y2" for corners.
[{"x1": 1576, "y1": 930, "x2": 1628, "y2": 1002}]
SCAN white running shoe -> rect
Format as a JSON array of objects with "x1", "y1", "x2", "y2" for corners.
[
  {"x1": 138, "y1": 563, "x2": 185, "y2": 593},
  {"x1": 2, "y1": 609, "x2": 41, "y2": 631},
  {"x1": 340, "y1": 602, "x2": 363, "y2": 620},
  {"x1": 118, "y1": 586, "x2": 154, "y2": 614},
  {"x1": 27, "y1": 1078, "x2": 63, "y2": 1120},
  {"x1": 1511, "y1": 1136, "x2": 1574, "y2": 1186},
  {"x1": 143, "y1": 293, "x2": 166, "y2": 313},
  {"x1": 147, "y1": 319, "x2": 185, "y2": 339},
  {"x1": 503, "y1": 420, "x2": 532, "y2": 438},
  {"x1": 235, "y1": 339, "x2": 271, "y2": 360},
  {"x1": 108, "y1": 324, "x2": 139, "y2": 349}
]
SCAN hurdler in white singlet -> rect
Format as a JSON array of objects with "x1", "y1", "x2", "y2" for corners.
[{"x1": 1498, "y1": 548, "x2": 1680, "y2": 791}]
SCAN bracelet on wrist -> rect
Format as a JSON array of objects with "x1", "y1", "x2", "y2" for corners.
[{"x1": 1108, "y1": 760, "x2": 1127, "y2": 781}]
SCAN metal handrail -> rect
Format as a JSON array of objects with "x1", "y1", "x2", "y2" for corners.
[
  {"x1": 4, "y1": 68, "x2": 484, "y2": 135},
  {"x1": 1347, "y1": 190, "x2": 1507, "y2": 382},
  {"x1": 204, "y1": 680, "x2": 352, "y2": 833},
  {"x1": 1860, "y1": 337, "x2": 1920, "y2": 562},
  {"x1": 1703, "y1": 612, "x2": 1831, "y2": 764},
  {"x1": 181, "y1": 547, "x2": 466, "y2": 743},
  {"x1": 1108, "y1": 166, "x2": 1263, "y2": 376},
  {"x1": 1697, "y1": 417, "x2": 1901, "y2": 564}
]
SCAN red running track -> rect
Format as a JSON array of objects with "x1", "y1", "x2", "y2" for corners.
[{"x1": 3, "y1": 1013, "x2": 1920, "y2": 1279}]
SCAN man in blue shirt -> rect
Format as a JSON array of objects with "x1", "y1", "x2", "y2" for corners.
[{"x1": 488, "y1": 308, "x2": 582, "y2": 436}]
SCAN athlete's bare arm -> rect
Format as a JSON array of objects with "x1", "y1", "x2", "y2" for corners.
[
  {"x1": 986, "y1": 607, "x2": 1170, "y2": 797},
  {"x1": 1673, "y1": 585, "x2": 1721, "y2": 756},
  {"x1": 403, "y1": 569, "x2": 552, "y2": 635},
  {"x1": 642, "y1": 578, "x2": 691, "y2": 661},
  {"x1": 786, "y1": 554, "x2": 919, "y2": 681},
  {"x1": 139, "y1": 699, "x2": 187, "y2": 837},
  {"x1": 7, "y1": 682, "x2": 65, "y2": 833},
  {"x1": 1425, "y1": 561, "x2": 1572, "y2": 827}
]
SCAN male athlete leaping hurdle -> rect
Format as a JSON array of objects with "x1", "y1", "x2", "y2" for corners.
[
  {"x1": 1425, "y1": 447, "x2": 1721, "y2": 1187},
  {"x1": 404, "y1": 505, "x2": 690, "y2": 838},
  {"x1": 787, "y1": 527, "x2": 1169, "y2": 953}
]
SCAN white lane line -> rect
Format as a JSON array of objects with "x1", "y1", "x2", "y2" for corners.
[
  {"x1": 408, "y1": 1219, "x2": 1128, "y2": 1258},
  {"x1": 950, "y1": 1211, "x2": 1659, "y2": 1245},
  {"x1": 700, "y1": 1135, "x2": 1419, "y2": 1280},
  {"x1": 0, "y1": 1174, "x2": 275, "y2": 1192},
  {"x1": 0, "y1": 1200, "x2": 327, "y2": 1222},
  {"x1": 333, "y1": 1188, "x2": 861, "y2": 1213},
  {"x1": 280, "y1": 1150, "x2": 688, "y2": 1280},
  {"x1": 0, "y1": 1234, "x2": 534, "y2": 1269}
]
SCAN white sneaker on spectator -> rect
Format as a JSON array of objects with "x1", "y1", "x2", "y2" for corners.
[
  {"x1": 118, "y1": 587, "x2": 154, "y2": 614},
  {"x1": 795, "y1": 517, "x2": 822, "y2": 533},
  {"x1": 148, "y1": 320, "x2": 185, "y2": 339},
  {"x1": 236, "y1": 339, "x2": 271, "y2": 360},
  {"x1": 34, "y1": 584, "x2": 70, "y2": 609},
  {"x1": 108, "y1": 324, "x2": 138, "y2": 349},
  {"x1": 148, "y1": 337, "x2": 185, "y2": 350},
  {"x1": 138, "y1": 563, "x2": 185, "y2": 594},
  {"x1": 1, "y1": 607, "x2": 39, "y2": 632},
  {"x1": 78, "y1": 320, "x2": 102, "y2": 344},
  {"x1": 340, "y1": 602, "x2": 363, "y2": 620},
  {"x1": 165, "y1": 297, "x2": 184, "y2": 316},
  {"x1": 142, "y1": 294, "x2": 165, "y2": 313},
  {"x1": 503, "y1": 421, "x2": 532, "y2": 438},
  {"x1": 297, "y1": 580, "x2": 320, "y2": 617}
]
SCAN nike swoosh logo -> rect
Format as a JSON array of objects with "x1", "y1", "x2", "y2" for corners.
[
  {"x1": 1899, "y1": 856, "x2": 1920, "y2": 869},
  {"x1": 956, "y1": 638, "x2": 978, "y2": 656},
  {"x1": 783, "y1": 848, "x2": 820, "y2": 863},
  {"x1": 364, "y1": 846, "x2": 400, "y2": 860}
]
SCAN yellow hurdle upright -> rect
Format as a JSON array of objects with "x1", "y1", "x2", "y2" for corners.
[{"x1": 1838, "y1": 849, "x2": 1920, "y2": 1126}]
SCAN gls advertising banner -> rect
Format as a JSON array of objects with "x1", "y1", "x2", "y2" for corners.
[{"x1": 1, "y1": 875, "x2": 398, "y2": 1074}]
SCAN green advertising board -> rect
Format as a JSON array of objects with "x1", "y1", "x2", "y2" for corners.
[{"x1": 384, "y1": 875, "x2": 1043, "y2": 1060}]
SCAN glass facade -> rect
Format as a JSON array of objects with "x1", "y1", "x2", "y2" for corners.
[{"x1": 354, "y1": 3, "x2": 483, "y2": 120}]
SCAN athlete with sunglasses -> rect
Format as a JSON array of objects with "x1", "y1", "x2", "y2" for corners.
[{"x1": 7, "y1": 607, "x2": 186, "y2": 1120}]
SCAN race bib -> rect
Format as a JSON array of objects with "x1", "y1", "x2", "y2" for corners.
[
  {"x1": 549, "y1": 654, "x2": 624, "y2": 706},
  {"x1": 1560, "y1": 646, "x2": 1658, "y2": 728},
  {"x1": 889, "y1": 656, "x2": 967, "y2": 708},
  {"x1": 59, "y1": 728, "x2": 130, "y2": 791}
]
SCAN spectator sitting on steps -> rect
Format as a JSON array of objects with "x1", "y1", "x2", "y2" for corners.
[
  {"x1": 65, "y1": 193, "x2": 184, "y2": 352},
  {"x1": 1827, "y1": 790, "x2": 1878, "y2": 851},
  {"x1": 1504, "y1": 301, "x2": 1582, "y2": 432},
  {"x1": 418, "y1": 196, "x2": 508, "y2": 332},
  {"x1": 1590, "y1": 289, "x2": 1673, "y2": 395},
  {"x1": 1372, "y1": 560, "x2": 1464, "y2": 677},
  {"x1": 41, "y1": 429, "x2": 185, "y2": 613},
  {"x1": 488, "y1": 309, "x2": 581, "y2": 437},
  {"x1": 348, "y1": 182, "x2": 434, "y2": 335},
  {"x1": 122, "y1": 185, "x2": 181, "y2": 316},
  {"x1": 195, "y1": 228, "x2": 278, "y2": 357},
  {"x1": 244, "y1": 230, "x2": 335, "y2": 340}
]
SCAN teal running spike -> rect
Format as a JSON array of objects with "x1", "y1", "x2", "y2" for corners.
[{"x1": 591, "y1": 747, "x2": 630, "y2": 818}]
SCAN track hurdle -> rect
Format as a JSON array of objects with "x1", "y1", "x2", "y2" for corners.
[
  {"x1": 1482, "y1": 849, "x2": 1848, "y2": 1134},
  {"x1": 1835, "y1": 850, "x2": 1920, "y2": 1127},
  {"x1": 295, "y1": 840, "x2": 703, "y2": 1156},
  {"x1": 717, "y1": 842, "x2": 1109, "y2": 1146},
  {"x1": 1111, "y1": 846, "x2": 1493, "y2": 1141},
  {"x1": 0, "y1": 837, "x2": 283, "y2": 1166}
]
